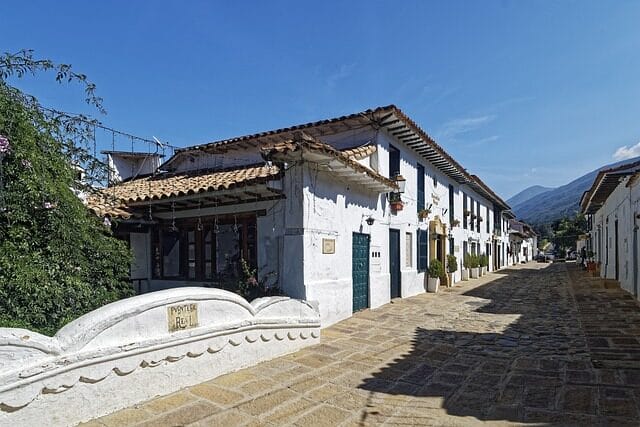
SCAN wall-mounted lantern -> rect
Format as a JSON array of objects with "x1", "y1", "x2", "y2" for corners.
[
  {"x1": 366, "y1": 216, "x2": 375, "y2": 226},
  {"x1": 393, "y1": 175, "x2": 406, "y2": 193}
]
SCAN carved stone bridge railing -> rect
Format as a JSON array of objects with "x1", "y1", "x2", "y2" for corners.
[{"x1": 0, "y1": 288, "x2": 320, "y2": 426}]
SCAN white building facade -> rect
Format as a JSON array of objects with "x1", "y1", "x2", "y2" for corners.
[
  {"x1": 581, "y1": 160, "x2": 640, "y2": 300},
  {"x1": 508, "y1": 219, "x2": 538, "y2": 265},
  {"x1": 89, "y1": 106, "x2": 512, "y2": 326}
]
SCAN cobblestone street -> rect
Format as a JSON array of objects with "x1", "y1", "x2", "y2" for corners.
[{"x1": 87, "y1": 263, "x2": 640, "y2": 426}]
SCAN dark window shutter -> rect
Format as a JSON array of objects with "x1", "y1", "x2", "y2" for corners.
[
  {"x1": 417, "y1": 164, "x2": 425, "y2": 212},
  {"x1": 418, "y1": 229, "x2": 428, "y2": 272}
]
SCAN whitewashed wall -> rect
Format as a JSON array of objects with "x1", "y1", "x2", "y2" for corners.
[
  {"x1": 0, "y1": 288, "x2": 320, "y2": 427},
  {"x1": 296, "y1": 127, "x2": 507, "y2": 326},
  {"x1": 107, "y1": 154, "x2": 162, "y2": 183},
  {"x1": 592, "y1": 176, "x2": 640, "y2": 299}
]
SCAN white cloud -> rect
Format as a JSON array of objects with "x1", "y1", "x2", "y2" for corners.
[
  {"x1": 613, "y1": 142, "x2": 640, "y2": 161},
  {"x1": 439, "y1": 115, "x2": 495, "y2": 139}
]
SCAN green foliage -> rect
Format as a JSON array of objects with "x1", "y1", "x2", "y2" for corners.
[
  {"x1": 0, "y1": 51, "x2": 133, "y2": 335},
  {"x1": 446, "y1": 254, "x2": 458, "y2": 273},
  {"x1": 463, "y1": 254, "x2": 471, "y2": 269},
  {"x1": 478, "y1": 254, "x2": 488, "y2": 268},
  {"x1": 237, "y1": 259, "x2": 283, "y2": 301},
  {"x1": 428, "y1": 259, "x2": 444, "y2": 278},
  {"x1": 467, "y1": 254, "x2": 480, "y2": 268},
  {"x1": 551, "y1": 214, "x2": 588, "y2": 252}
]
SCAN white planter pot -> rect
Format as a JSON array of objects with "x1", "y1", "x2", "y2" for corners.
[
  {"x1": 427, "y1": 277, "x2": 440, "y2": 293},
  {"x1": 448, "y1": 272, "x2": 455, "y2": 287},
  {"x1": 462, "y1": 269, "x2": 469, "y2": 281},
  {"x1": 481, "y1": 266, "x2": 487, "y2": 276},
  {"x1": 471, "y1": 268, "x2": 480, "y2": 279}
]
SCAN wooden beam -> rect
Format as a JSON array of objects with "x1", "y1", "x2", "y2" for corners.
[
  {"x1": 392, "y1": 129, "x2": 413, "y2": 137},
  {"x1": 381, "y1": 118, "x2": 400, "y2": 127}
]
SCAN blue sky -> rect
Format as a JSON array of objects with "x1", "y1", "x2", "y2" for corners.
[{"x1": 1, "y1": 1, "x2": 640, "y2": 198}]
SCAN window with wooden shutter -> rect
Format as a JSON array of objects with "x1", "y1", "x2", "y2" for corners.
[
  {"x1": 418, "y1": 229, "x2": 428, "y2": 272},
  {"x1": 417, "y1": 164, "x2": 425, "y2": 212}
]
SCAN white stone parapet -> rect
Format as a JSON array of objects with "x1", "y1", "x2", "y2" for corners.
[{"x1": 0, "y1": 288, "x2": 320, "y2": 426}]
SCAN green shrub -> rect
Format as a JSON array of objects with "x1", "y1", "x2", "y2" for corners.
[
  {"x1": 479, "y1": 254, "x2": 488, "y2": 268},
  {"x1": 237, "y1": 258, "x2": 283, "y2": 301},
  {"x1": 428, "y1": 259, "x2": 444, "y2": 278},
  {"x1": 469, "y1": 254, "x2": 480, "y2": 268},
  {"x1": 0, "y1": 52, "x2": 134, "y2": 335},
  {"x1": 463, "y1": 254, "x2": 471, "y2": 269},
  {"x1": 446, "y1": 254, "x2": 458, "y2": 273}
]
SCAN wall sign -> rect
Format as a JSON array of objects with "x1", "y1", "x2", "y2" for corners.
[
  {"x1": 322, "y1": 238, "x2": 336, "y2": 254},
  {"x1": 167, "y1": 303, "x2": 199, "y2": 332}
]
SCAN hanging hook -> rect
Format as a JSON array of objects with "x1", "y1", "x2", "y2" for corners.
[
  {"x1": 196, "y1": 201, "x2": 203, "y2": 231},
  {"x1": 170, "y1": 202, "x2": 178, "y2": 232}
]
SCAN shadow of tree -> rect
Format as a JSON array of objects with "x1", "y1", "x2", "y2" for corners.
[{"x1": 357, "y1": 263, "x2": 638, "y2": 424}]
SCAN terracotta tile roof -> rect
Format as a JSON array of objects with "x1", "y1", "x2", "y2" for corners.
[
  {"x1": 163, "y1": 105, "x2": 509, "y2": 210},
  {"x1": 87, "y1": 164, "x2": 281, "y2": 218},
  {"x1": 86, "y1": 191, "x2": 134, "y2": 219},
  {"x1": 342, "y1": 143, "x2": 377, "y2": 160},
  {"x1": 262, "y1": 134, "x2": 395, "y2": 191}
]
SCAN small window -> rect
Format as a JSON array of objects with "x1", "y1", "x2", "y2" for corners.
[
  {"x1": 433, "y1": 175, "x2": 438, "y2": 188},
  {"x1": 406, "y1": 232, "x2": 413, "y2": 268},
  {"x1": 418, "y1": 229, "x2": 428, "y2": 272}
]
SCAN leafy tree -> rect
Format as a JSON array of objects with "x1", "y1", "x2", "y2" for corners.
[
  {"x1": 0, "y1": 50, "x2": 133, "y2": 336},
  {"x1": 551, "y1": 214, "x2": 588, "y2": 254}
]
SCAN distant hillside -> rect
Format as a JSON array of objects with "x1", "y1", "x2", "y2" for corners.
[
  {"x1": 507, "y1": 185, "x2": 553, "y2": 207},
  {"x1": 512, "y1": 156, "x2": 640, "y2": 225}
]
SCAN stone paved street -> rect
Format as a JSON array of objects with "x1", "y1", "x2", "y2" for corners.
[{"x1": 85, "y1": 263, "x2": 640, "y2": 426}]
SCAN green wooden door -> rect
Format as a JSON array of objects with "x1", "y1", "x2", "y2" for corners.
[{"x1": 352, "y1": 232, "x2": 370, "y2": 312}]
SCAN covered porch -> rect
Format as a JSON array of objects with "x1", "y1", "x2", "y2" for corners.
[{"x1": 88, "y1": 164, "x2": 285, "y2": 295}]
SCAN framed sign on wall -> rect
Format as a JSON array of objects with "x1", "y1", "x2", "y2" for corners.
[{"x1": 322, "y1": 238, "x2": 336, "y2": 254}]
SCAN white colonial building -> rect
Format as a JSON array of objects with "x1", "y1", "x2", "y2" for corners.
[
  {"x1": 508, "y1": 219, "x2": 538, "y2": 264},
  {"x1": 580, "y1": 159, "x2": 640, "y2": 300},
  {"x1": 89, "y1": 106, "x2": 512, "y2": 326}
]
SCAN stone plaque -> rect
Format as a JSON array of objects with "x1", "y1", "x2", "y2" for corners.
[
  {"x1": 322, "y1": 238, "x2": 335, "y2": 254},
  {"x1": 167, "y1": 303, "x2": 199, "y2": 332}
]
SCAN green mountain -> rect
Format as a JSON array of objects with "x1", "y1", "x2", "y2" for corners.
[{"x1": 511, "y1": 156, "x2": 640, "y2": 225}]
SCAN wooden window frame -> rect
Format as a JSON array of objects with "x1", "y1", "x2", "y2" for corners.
[{"x1": 152, "y1": 213, "x2": 258, "y2": 281}]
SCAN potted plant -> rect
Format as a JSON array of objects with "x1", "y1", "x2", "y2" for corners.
[
  {"x1": 586, "y1": 251, "x2": 595, "y2": 271},
  {"x1": 470, "y1": 213, "x2": 477, "y2": 220},
  {"x1": 451, "y1": 219, "x2": 460, "y2": 227},
  {"x1": 447, "y1": 254, "x2": 457, "y2": 286},
  {"x1": 418, "y1": 209, "x2": 430, "y2": 221},
  {"x1": 462, "y1": 254, "x2": 470, "y2": 281},
  {"x1": 427, "y1": 259, "x2": 443, "y2": 292},
  {"x1": 389, "y1": 192, "x2": 403, "y2": 211},
  {"x1": 463, "y1": 210, "x2": 471, "y2": 217},
  {"x1": 470, "y1": 254, "x2": 480, "y2": 279},
  {"x1": 479, "y1": 254, "x2": 488, "y2": 275}
]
